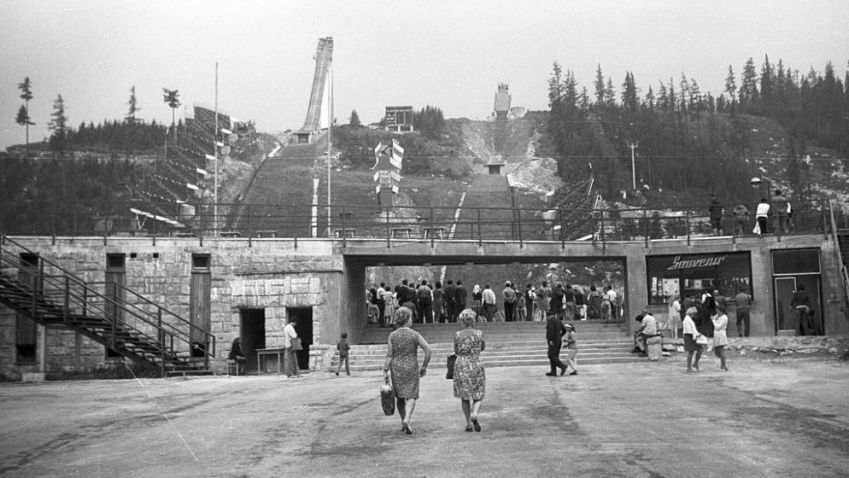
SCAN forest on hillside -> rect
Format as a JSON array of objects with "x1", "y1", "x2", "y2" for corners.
[{"x1": 544, "y1": 56, "x2": 849, "y2": 208}]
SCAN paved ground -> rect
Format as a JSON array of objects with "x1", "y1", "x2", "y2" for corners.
[{"x1": 1, "y1": 354, "x2": 848, "y2": 478}]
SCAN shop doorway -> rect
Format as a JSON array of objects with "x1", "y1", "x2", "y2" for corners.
[
  {"x1": 286, "y1": 307, "x2": 313, "y2": 370},
  {"x1": 239, "y1": 309, "x2": 266, "y2": 374},
  {"x1": 772, "y1": 249, "x2": 823, "y2": 335},
  {"x1": 774, "y1": 277, "x2": 797, "y2": 332}
]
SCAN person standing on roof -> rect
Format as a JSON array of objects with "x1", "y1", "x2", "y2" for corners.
[{"x1": 708, "y1": 193, "x2": 725, "y2": 236}]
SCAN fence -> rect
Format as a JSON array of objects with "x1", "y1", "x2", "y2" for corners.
[{"x1": 0, "y1": 198, "x2": 841, "y2": 247}]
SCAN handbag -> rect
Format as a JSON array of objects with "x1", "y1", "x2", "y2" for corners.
[
  {"x1": 291, "y1": 337, "x2": 303, "y2": 351},
  {"x1": 695, "y1": 334, "x2": 709, "y2": 345},
  {"x1": 380, "y1": 378, "x2": 395, "y2": 416},
  {"x1": 446, "y1": 354, "x2": 457, "y2": 380}
]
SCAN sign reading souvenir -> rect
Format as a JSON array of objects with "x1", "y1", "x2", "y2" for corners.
[{"x1": 666, "y1": 255, "x2": 727, "y2": 271}]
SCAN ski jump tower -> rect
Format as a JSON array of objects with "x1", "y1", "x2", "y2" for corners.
[{"x1": 295, "y1": 37, "x2": 334, "y2": 144}]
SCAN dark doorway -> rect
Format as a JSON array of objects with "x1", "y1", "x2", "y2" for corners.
[
  {"x1": 287, "y1": 307, "x2": 313, "y2": 370},
  {"x1": 190, "y1": 254, "x2": 212, "y2": 357},
  {"x1": 16, "y1": 253, "x2": 40, "y2": 364},
  {"x1": 105, "y1": 253, "x2": 126, "y2": 358},
  {"x1": 239, "y1": 308, "x2": 266, "y2": 374}
]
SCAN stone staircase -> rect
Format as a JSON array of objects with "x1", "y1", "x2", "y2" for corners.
[{"x1": 331, "y1": 321, "x2": 638, "y2": 372}]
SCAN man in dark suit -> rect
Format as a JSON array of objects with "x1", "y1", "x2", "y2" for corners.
[
  {"x1": 455, "y1": 280, "x2": 468, "y2": 321},
  {"x1": 444, "y1": 280, "x2": 458, "y2": 323},
  {"x1": 545, "y1": 313, "x2": 568, "y2": 376}
]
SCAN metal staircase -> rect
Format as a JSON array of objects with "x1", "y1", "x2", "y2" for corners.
[{"x1": 0, "y1": 236, "x2": 215, "y2": 376}]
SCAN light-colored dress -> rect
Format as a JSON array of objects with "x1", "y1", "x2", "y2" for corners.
[
  {"x1": 388, "y1": 327, "x2": 425, "y2": 399},
  {"x1": 453, "y1": 329, "x2": 486, "y2": 401},
  {"x1": 712, "y1": 313, "x2": 729, "y2": 347},
  {"x1": 669, "y1": 299, "x2": 682, "y2": 329}
]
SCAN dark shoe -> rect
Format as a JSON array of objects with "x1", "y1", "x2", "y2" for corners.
[
  {"x1": 722, "y1": 366, "x2": 729, "y2": 371},
  {"x1": 335, "y1": 372, "x2": 339, "y2": 376},
  {"x1": 569, "y1": 371, "x2": 577, "y2": 376},
  {"x1": 465, "y1": 425, "x2": 473, "y2": 432},
  {"x1": 545, "y1": 372, "x2": 557, "y2": 377},
  {"x1": 471, "y1": 417, "x2": 481, "y2": 432},
  {"x1": 560, "y1": 367, "x2": 567, "y2": 376},
  {"x1": 402, "y1": 422, "x2": 412, "y2": 435}
]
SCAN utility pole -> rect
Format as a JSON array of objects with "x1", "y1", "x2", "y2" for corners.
[{"x1": 627, "y1": 141, "x2": 638, "y2": 190}]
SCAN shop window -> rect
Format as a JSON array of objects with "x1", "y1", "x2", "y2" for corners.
[{"x1": 646, "y1": 252, "x2": 753, "y2": 304}]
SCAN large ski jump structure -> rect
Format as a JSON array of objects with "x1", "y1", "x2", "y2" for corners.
[{"x1": 295, "y1": 37, "x2": 334, "y2": 143}]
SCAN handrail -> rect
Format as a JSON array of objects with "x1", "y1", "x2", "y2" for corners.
[
  {"x1": 0, "y1": 236, "x2": 214, "y2": 366},
  {"x1": 89, "y1": 281, "x2": 216, "y2": 358},
  {"x1": 1, "y1": 196, "x2": 834, "y2": 244},
  {"x1": 827, "y1": 200, "x2": 849, "y2": 309}
]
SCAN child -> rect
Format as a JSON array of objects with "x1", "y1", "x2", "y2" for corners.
[
  {"x1": 335, "y1": 333, "x2": 350, "y2": 376},
  {"x1": 516, "y1": 293, "x2": 527, "y2": 321}
]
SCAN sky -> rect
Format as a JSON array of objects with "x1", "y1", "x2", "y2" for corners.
[{"x1": 2, "y1": 0, "x2": 848, "y2": 150}]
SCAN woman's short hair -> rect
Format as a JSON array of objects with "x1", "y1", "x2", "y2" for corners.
[
  {"x1": 459, "y1": 308, "x2": 476, "y2": 326},
  {"x1": 394, "y1": 307, "x2": 413, "y2": 326}
]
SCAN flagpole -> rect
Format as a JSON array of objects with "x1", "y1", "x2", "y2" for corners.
[{"x1": 326, "y1": 68, "x2": 333, "y2": 238}]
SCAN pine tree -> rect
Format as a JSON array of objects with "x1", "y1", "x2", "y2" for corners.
[
  {"x1": 48, "y1": 94, "x2": 69, "y2": 157},
  {"x1": 17, "y1": 77, "x2": 34, "y2": 147},
  {"x1": 15, "y1": 105, "x2": 34, "y2": 145},
  {"x1": 643, "y1": 86, "x2": 655, "y2": 111},
  {"x1": 349, "y1": 109, "x2": 361, "y2": 127},
  {"x1": 126, "y1": 85, "x2": 140, "y2": 124},
  {"x1": 621, "y1": 72, "x2": 638, "y2": 113},
  {"x1": 739, "y1": 57, "x2": 759, "y2": 110},
  {"x1": 594, "y1": 64, "x2": 605, "y2": 105},
  {"x1": 760, "y1": 55, "x2": 774, "y2": 115},
  {"x1": 604, "y1": 77, "x2": 616, "y2": 107},
  {"x1": 724, "y1": 65, "x2": 737, "y2": 114}
]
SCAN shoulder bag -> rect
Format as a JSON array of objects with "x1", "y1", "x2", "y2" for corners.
[{"x1": 291, "y1": 337, "x2": 303, "y2": 351}]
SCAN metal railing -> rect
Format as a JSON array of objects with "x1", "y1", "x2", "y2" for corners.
[
  {"x1": 0, "y1": 198, "x2": 840, "y2": 247},
  {"x1": 827, "y1": 201, "x2": 849, "y2": 310},
  {"x1": 0, "y1": 236, "x2": 215, "y2": 373}
]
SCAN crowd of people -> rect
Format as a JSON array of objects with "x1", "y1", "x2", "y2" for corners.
[
  {"x1": 715, "y1": 189, "x2": 795, "y2": 237},
  {"x1": 367, "y1": 279, "x2": 624, "y2": 326}
]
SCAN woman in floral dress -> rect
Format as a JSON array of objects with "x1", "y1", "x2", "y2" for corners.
[
  {"x1": 383, "y1": 307, "x2": 432, "y2": 434},
  {"x1": 453, "y1": 308, "x2": 486, "y2": 432}
]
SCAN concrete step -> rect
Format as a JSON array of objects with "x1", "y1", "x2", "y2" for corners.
[
  {"x1": 359, "y1": 321, "x2": 629, "y2": 345},
  {"x1": 330, "y1": 355, "x2": 642, "y2": 372}
]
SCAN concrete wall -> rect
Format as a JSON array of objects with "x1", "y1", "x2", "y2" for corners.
[{"x1": 2, "y1": 233, "x2": 846, "y2": 379}]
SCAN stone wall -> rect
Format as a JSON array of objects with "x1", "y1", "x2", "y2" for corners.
[{"x1": 1, "y1": 237, "x2": 344, "y2": 378}]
